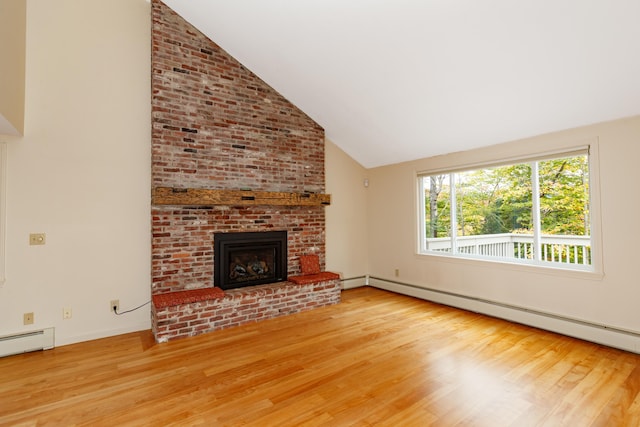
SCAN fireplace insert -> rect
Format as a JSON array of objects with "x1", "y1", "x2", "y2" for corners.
[{"x1": 214, "y1": 231, "x2": 287, "y2": 290}]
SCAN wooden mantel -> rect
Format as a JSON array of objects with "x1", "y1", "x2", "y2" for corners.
[{"x1": 152, "y1": 187, "x2": 331, "y2": 207}]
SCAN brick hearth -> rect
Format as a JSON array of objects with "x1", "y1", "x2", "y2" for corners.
[
  {"x1": 149, "y1": 0, "x2": 340, "y2": 342},
  {"x1": 152, "y1": 277, "x2": 340, "y2": 343}
]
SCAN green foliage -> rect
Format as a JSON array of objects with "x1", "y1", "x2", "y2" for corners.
[
  {"x1": 424, "y1": 154, "x2": 589, "y2": 238},
  {"x1": 538, "y1": 156, "x2": 590, "y2": 235},
  {"x1": 424, "y1": 175, "x2": 449, "y2": 238}
]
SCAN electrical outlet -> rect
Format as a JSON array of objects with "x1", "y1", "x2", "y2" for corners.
[
  {"x1": 395, "y1": 268, "x2": 400, "y2": 277},
  {"x1": 23, "y1": 312, "x2": 34, "y2": 325},
  {"x1": 111, "y1": 300, "x2": 119, "y2": 314},
  {"x1": 63, "y1": 308, "x2": 72, "y2": 319}
]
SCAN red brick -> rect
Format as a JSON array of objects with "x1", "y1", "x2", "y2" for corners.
[{"x1": 150, "y1": 0, "x2": 338, "y2": 343}]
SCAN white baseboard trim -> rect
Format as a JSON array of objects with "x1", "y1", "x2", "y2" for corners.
[
  {"x1": 55, "y1": 322, "x2": 151, "y2": 347},
  {"x1": 368, "y1": 277, "x2": 640, "y2": 355},
  {"x1": 340, "y1": 275, "x2": 368, "y2": 290}
]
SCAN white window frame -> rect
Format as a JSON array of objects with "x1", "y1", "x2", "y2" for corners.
[{"x1": 417, "y1": 143, "x2": 603, "y2": 276}]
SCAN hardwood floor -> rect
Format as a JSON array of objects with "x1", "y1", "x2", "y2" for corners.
[{"x1": 2, "y1": 287, "x2": 640, "y2": 426}]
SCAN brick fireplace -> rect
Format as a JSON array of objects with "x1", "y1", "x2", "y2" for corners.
[{"x1": 150, "y1": 1, "x2": 340, "y2": 342}]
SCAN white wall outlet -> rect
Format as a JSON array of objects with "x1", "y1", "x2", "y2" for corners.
[
  {"x1": 63, "y1": 308, "x2": 72, "y2": 319},
  {"x1": 111, "y1": 300, "x2": 119, "y2": 314}
]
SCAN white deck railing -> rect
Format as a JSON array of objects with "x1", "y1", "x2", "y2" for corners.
[{"x1": 425, "y1": 233, "x2": 591, "y2": 266}]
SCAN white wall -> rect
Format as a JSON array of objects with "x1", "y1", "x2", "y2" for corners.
[
  {"x1": 0, "y1": 0, "x2": 151, "y2": 345},
  {"x1": 0, "y1": 0, "x2": 26, "y2": 135},
  {"x1": 325, "y1": 139, "x2": 369, "y2": 287},
  {"x1": 366, "y1": 116, "x2": 640, "y2": 344}
]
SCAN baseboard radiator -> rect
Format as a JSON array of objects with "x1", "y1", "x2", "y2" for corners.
[
  {"x1": 0, "y1": 327, "x2": 55, "y2": 357},
  {"x1": 367, "y1": 277, "x2": 640, "y2": 355}
]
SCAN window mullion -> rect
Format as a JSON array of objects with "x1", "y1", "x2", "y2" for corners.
[
  {"x1": 419, "y1": 177, "x2": 427, "y2": 252},
  {"x1": 450, "y1": 173, "x2": 458, "y2": 254},
  {"x1": 531, "y1": 161, "x2": 542, "y2": 262}
]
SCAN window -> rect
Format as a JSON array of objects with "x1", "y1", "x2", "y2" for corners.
[{"x1": 418, "y1": 147, "x2": 593, "y2": 271}]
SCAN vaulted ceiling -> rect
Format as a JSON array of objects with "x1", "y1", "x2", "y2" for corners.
[{"x1": 163, "y1": 0, "x2": 640, "y2": 168}]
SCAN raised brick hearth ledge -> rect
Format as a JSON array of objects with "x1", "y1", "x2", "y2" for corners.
[
  {"x1": 152, "y1": 287, "x2": 225, "y2": 309},
  {"x1": 151, "y1": 276, "x2": 342, "y2": 342},
  {"x1": 288, "y1": 271, "x2": 340, "y2": 285}
]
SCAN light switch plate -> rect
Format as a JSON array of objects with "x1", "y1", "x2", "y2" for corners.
[{"x1": 29, "y1": 233, "x2": 46, "y2": 245}]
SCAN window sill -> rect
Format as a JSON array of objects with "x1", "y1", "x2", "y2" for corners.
[{"x1": 415, "y1": 251, "x2": 604, "y2": 281}]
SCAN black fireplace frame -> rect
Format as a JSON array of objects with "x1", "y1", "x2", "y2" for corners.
[{"x1": 214, "y1": 231, "x2": 288, "y2": 290}]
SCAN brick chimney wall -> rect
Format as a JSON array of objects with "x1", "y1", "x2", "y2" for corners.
[{"x1": 151, "y1": 0, "x2": 328, "y2": 295}]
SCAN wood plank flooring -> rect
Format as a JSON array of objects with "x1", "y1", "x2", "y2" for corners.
[{"x1": 1, "y1": 286, "x2": 640, "y2": 426}]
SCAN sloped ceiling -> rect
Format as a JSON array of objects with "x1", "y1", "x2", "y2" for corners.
[{"x1": 163, "y1": 0, "x2": 640, "y2": 168}]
